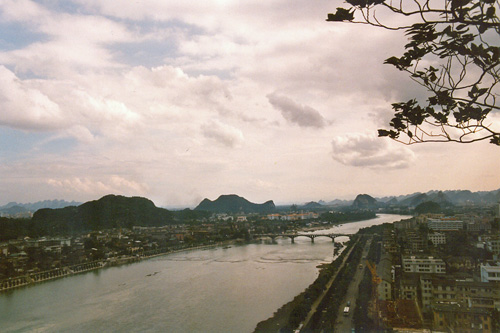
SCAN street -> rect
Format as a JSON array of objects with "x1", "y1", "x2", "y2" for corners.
[{"x1": 333, "y1": 238, "x2": 372, "y2": 332}]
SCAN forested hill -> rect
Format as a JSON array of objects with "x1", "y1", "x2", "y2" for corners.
[
  {"x1": 31, "y1": 194, "x2": 174, "y2": 234},
  {"x1": 352, "y1": 194, "x2": 379, "y2": 209},
  {"x1": 194, "y1": 194, "x2": 276, "y2": 213}
]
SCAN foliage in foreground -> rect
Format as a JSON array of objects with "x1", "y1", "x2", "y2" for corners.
[{"x1": 328, "y1": 0, "x2": 500, "y2": 145}]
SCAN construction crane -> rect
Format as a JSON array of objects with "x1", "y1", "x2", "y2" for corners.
[
  {"x1": 366, "y1": 260, "x2": 381, "y2": 327},
  {"x1": 366, "y1": 261, "x2": 381, "y2": 285}
]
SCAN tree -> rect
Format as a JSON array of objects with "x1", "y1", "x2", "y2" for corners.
[{"x1": 327, "y1": 0, "x2": 500, "y2": 145}]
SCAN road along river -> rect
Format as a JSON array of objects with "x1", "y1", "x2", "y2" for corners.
[{"x1": 0, "y1": 214, "x2": 409, "y2": 332}]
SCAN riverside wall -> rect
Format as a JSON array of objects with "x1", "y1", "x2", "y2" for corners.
[{"x1": 0, "y1": 261, "x2": 105, "y2": 292}]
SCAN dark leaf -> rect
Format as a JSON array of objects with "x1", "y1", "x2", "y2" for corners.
[
  {"x1": 378, "y1": 129, "x2": 398, "y2": 139},
  {"x1": 378, "y1": 129, "x2": 391, "y2": 137},
  {"x1": 486, "y1": 6, "x2": 496, "y2": 18},
  {"x1": 326, "y1": 8, "x2": 355, "y2": 21},
  {"x1": 490, "y1": 136, "x2": 500, "y2": 145}
]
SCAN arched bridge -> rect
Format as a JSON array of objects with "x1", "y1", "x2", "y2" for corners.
[{"x1": 254, "y1": 233, "x2": 350, "y2": 243}]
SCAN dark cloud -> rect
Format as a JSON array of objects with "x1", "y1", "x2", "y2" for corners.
[
  {"x1": 331, "y1": 133, "x2": 415, "y2": 169},
  {"x1": 267, "y1": 92, "x2": 327, "y2": 128}
]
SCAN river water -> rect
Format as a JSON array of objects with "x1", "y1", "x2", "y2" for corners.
[{"x1": 0, "y1": 214, "x2": 409, "y2": 333}]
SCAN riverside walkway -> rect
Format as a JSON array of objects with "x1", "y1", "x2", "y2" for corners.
[{"x1": 0, "y1": 261, "x2": 105, "y2": 292}]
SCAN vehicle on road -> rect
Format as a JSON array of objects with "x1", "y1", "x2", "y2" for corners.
[{"x1": 343, "y1": 306, "x2": 350, "y2": 316}]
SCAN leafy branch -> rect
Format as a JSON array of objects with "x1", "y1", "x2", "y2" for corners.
[{"x1": 328, "y1": 0, "x2": 500, "y2": 145}]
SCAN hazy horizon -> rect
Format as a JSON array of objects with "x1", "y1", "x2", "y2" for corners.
[{"x1": 2, "y1": 187, "x2": 499, "y2": 210}]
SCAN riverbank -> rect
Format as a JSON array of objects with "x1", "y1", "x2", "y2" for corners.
[
  {"x1": 254, "y1": 235, "x2": 359, "y2": 332},
  {"x1": 301, "y1": 218, "x2": 378, "y2": 233},
  {"x1": 1, "y1": 214, "x2": 410, "y2": 332},
  {"x1": 0, "y1": 240, "x2": 238, "y2": 293},
  {"x1": 253, "y1": 215, "x2": 408, "y2": 332}
]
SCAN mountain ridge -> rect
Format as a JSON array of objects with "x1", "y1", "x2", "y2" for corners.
[
  {"x1": 0, "y1": 199, "x2": 82, "y2": 212},
  {"x1": 352, "y1": 194, "x2": 379, "y2": 209},
  {"x1": 194, "y1": 194, "x2": 275, "y2": 213},
  {"x1": 31, "y1": 194, "x2": 173, "y2": 234},
  {"x1": 323, "y1": 188, "x2": 500, "y2": 207}
]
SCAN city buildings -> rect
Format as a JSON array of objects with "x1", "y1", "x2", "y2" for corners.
[
  {"x1": 480, "y1": 262, "x2": 500, "y2": 283},
  {"x1": 375, "y1": 209, "x2": 499, "y2": 331},
  {"x1": 402, "y1": 256, "x2": 446, "y2": 274},
  {"x1": 427, "y1": 218, "x2": 464, "y2": 231},
  {"x1": 427, "y1": 232, "x2": 446, "y2": 245}
]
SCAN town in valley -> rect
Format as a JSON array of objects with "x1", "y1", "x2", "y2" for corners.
[{"x1": 1, "y1": 190, "x2": 500, "y2": 332}]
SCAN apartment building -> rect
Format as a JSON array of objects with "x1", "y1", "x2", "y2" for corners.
[
  {"x1": 432, "y1": 276, "x2": 500, "y2": 311},
  {"x1": 427, "y1": 232, "x2": 446, "y2": 245},
  {"x1": 427, "y1": 218, "x2": 464, "y2": 231},
  {"x1": 481, "y1": 262, "x2": 500, "y2": 283},
  {"x1": 432, "y1": 304, "x2": 493, "y2": 332},
  {"x1": 402, "y1": 256, "x2": 446, "y2": 274},
  {"x1": 479, "y1": 236, "x2": 500, "y2": 259}
]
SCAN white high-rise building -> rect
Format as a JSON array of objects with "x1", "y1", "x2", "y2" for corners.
[
  {"x1": 402, "y1": 256, "x2": 446, "y2": 274},
  {"x1": 427, "y1": 218, "x2": 464, "y2": 231},
  {"x1": 480, "y1": 262, "x2": 500, "y2": 283}
]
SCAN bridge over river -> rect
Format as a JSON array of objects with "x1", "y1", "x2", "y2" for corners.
[{"x1": 253, "y1": 233, "x2": 350, "y2": 243}]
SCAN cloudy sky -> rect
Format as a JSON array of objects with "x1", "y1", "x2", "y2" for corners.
[{"x1": 1, "y1": 0, "x2": 499, "y2": 208}]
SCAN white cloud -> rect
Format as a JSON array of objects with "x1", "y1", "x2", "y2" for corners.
[
  {"x1": 201, "y1": 120, "x2": 244, "y2": 148},
  {"x1": 0, "y1": 63, "x2": 236, "y2": 145},
  {"x1": 331, "y1": 133, "x2": 415, "y2": 169},
  {"x1": 0, "y1": 0, "x2": 498, "y2": 207},
  {"x1": 64, "y1": 125, "x2": 96, "y2": 144},
  {"x1": 0, "y1": 0, "x2": 48, "y2": 21},
  {"x1": 0, "y1": 66, "x2": 64, "y2": 130},
  {"x1": 47, "y1": 175, "x2": 149, "y2": 196},
  {"x1": 267, "y1": 92, "x2": 327, "y2": 128},
  {"x1": 0, "y1": 0, "x2": 137, "y2": 77}
]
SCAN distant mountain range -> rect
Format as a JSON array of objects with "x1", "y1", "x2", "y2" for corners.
[
  {"x1": 3, "y1": 188, "x2": 500, "y2": 221},
  {"x1": 194, "y1": 194, "x2": 275, "y2": 213},
  {"x1": 322, "y1": 189, "x2": 500, "y2": 208},
  {"x1": 300, "y1": 201, "x2": 324, "y2": 210},
  {"x1": 0, "y1": 200, "x2": 81, "y2": 217}
]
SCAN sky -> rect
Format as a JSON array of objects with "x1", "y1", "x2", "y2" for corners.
[{"x1": 0, "y1": 0, "x2": 499, "y2": 208}]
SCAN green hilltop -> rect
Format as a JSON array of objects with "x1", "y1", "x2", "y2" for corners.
[
  {"x1": 194, "y1": 194, "x2": 276, "y2": 214},
  {"x1": 31, "y1": 194, "x2": 174, "y2": 234}
]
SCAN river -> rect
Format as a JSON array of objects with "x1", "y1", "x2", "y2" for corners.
[{"x1": 0, "y1": 214, "x2": 409, "y2": 333}]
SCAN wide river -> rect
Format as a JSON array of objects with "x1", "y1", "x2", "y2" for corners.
[{"x1": 0, "y1": 214, "x2": 409, "y2": 332}]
